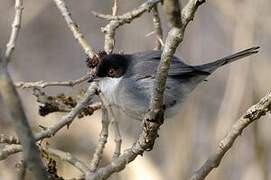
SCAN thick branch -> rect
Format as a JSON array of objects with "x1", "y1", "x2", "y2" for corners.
[
  {"x1": 181, "y1": 0, "x2": 205, "y2": 27},
  {"x1": 150, "y1": 0, "x2": 204, "y2": 113},
  {"x1": 163, "y1": 0, "x2": 182, "y2": 27},
  {"x1": 191, "y1": 91, "x2": 271, "y2": 180},
  {"x1": 0, "y1": 0, "x2": 48, "y2": 178},
  {"x1": 0, "y1": 63, "x2": 48, "y2": 179},
  {"x1": 53, "y1": 0, "x2": 96, "y2": 58}
]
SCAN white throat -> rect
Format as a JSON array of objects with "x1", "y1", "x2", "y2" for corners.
[{"x1": 98, "y1": 77, "x2": 122, "y2": 104}]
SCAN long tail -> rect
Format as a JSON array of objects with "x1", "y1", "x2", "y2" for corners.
[{"x1": 195, "y1": 46, "x2": 260, "y2": 73}]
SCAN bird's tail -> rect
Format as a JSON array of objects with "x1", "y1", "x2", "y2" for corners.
[{"x1": 195, "y1": 46, "x2": 260, "y2": 73}]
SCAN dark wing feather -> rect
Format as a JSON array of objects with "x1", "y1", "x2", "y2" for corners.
[{"x1": 126, "y1": 50, "x2": 209, "y2": 79}]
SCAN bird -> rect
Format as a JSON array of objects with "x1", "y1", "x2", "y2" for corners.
[{"x1": 95, "y1": 46, "x2": 259, "y2": 120}]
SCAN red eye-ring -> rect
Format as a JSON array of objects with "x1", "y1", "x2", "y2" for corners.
[{"x1": 108, "y1": 69, "x2": 115, "y2": 76}]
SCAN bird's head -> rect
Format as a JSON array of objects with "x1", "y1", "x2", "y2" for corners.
[{"x1": 95, "y1": 54, "x2": 130, "y2": 78}]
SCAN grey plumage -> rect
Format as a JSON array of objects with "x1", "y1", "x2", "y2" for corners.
[{"x1": 97, "y1": 46, "x2": 259, "y2": 120}]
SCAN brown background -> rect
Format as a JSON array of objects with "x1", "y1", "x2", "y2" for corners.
[{"x1": 0, "y1": 0, "x2": 271, "y2": 180}]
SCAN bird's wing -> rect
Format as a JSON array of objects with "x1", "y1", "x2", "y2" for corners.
[
  {"x1": 115, "y1": 76, "x2": 151, "y2": 120},
  {"x1": 116, "y1": 72, "x2": 181, "y2": 120},
  {"x1": 129, "y1": 50, "x2": 210, "y2": 79}
]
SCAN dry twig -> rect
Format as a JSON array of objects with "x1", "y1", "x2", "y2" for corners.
[
  {"x1": 0, "y1": 134, "x2": 20, "y2": 144},
  {"x1": 15, "y1": 161, "x2": 27, "y2": 180},
  {"x1": 34, "y1": 82, "x2": 98, "y2": 141},
  {"x1": 112, "y1": 0, "x2": 118, "y2": 16},
  {"x1": 0, "y1": 145, "x2": 22, "y2": 161},
  {"x1": 15, "y1": 73, "x2": 92, "y2": 89},
  {"x1": 151, "y1": 5, "x2": 163, "y2": 50},
  {"x1": 0, "y1": 83, "x2": 99, "y2": 162},
  {"x1": 46, "y1": 148, "x2": 90, "y2": 174},
  {"x1": 89, "y1": 107, "x2": 109, "y2": 172},
  {"x1": 191, "y1": 91, "x2": 271, "y2": 180},
  {"x1": 98, "y1": 92, "x2": 122, "y2": 160},
  {"x1": 92, "y1": 0, "x2": 160, "y2": 53},
  {"x1": 53, "y1": 0, "x2": 96, "y2": 59},
  {"x1": 4, "y1": 0, "x2": 23, "y2": 64}
]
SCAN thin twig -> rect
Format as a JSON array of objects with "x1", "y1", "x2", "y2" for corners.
[
  {"x1": 0, "y1": 134, "x2": 20, "y2": 144},
  {"x1": 47, "y1": 148, "x2": 90, "y2": 174},
  {"x1": 92, "y1": 0, "x2": 160, "y2": 53},
  {"x1": 31, "y1": 88, "x2": 101, "y2": 117},
  {"x1": 3, "y1": 0, "x2": 23, "y2": 64},
  {"x1": 191, "y1": 91, "x2": 271, "y2": 180},
  {"x1": 89, "y1": 107, "x2": 109, "y2": 172},
  {"x1": 151, "y1": 4, "x2": 163, "y2": 50},
  {"x1": 0, "y1": 84, "x2": 99, "y2": 161},
  {"x1": 34, "y1": 82, "x2": 98, "y2": 141},
  {"x1": 0, "y1": 144, "x2": 22, "y2": 161},
  {"x1": 15, "y1": 73, "x2": 92, "y2": 89},
  {"x1": 98, "y1": 92, "x2": 122, "y2": 159},
  {"x1": 53, "y1": 0, "x2": 96, "y2": 58},
  {"x1": 112, "y1": 0, "x2": 118, "y2": 16},
  {"x1": 15, "y1": 160, "x2": 27, "y2": 180}
]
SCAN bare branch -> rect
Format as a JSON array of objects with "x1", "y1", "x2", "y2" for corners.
[
  {"x1": 15, "y1": 73, "x2": 92, "y2": 89},
  {"x1": 31, "y1": 88, "x2": 101, "y2": 117},
  {"x1": 0, "y1": 134, "x2": 20, "y2": 144},
  {"x1": 34, "y1": 82, "x2": 98, "y2": 141},
  {"x1": 0, "y1": 84, "x2": 100, "y2": 162},
  {"x1": 92, "y1": 0, "x2": 160, "y2": 53},
  {"x1": 0, "y1": 58, "x2": 48, "y2": 179},
  {"x1": 111, "y1": 119, "x2": 122, "y2": 159},
  {"x1": 191, "y1": 91, "x2": 271, "y2": 180},
  {"x1": 0, "y1": 145, "x2": 22, "y2": 161},
  {"x1": 3, "y1": 0, "x2": 23, "y2": 64},
  {"x1": 151, "y1": 0, "x2": 204, "y2": 113},
  {"x1": 0, "y1": 0, "x2": 48, "y2": 178},
  {"x1": 112, "y1": 0, "x2": 118, "y2": 16},
  {"x1": 151, "y1": 5, "x2": 163, "y2": 50},
  {"x1": 181, "y1": 0, "x2": 205, "y2": 27},
  {"x1": 90, "y1": 107, "x2": 109, "y2": 172},
  {"x1": 163, "y1": 0, "x2": 182, "y2": 27},
  {"x1": 53, "y1": 0, "x2": 96, "y2": 58},
  {"x1": 15, "y1": 161, "x2": 27, "y2": 180},
  {"x1": 46, "y1": 148, "x2": 90, "y2": 174},
  {"x1": 98, "y1": 92, "x2": 122, "y2": 159}
]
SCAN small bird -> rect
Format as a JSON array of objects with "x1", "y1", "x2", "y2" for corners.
[{"x1": 95, "y1": 47, "x2": 259, "y2": 120}]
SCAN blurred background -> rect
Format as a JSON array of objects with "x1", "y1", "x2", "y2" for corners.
[{"x1": 0, "y1": 0, "x2": 271, "y2": 179}]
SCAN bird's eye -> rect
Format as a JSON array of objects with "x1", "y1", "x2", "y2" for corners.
[{"x1": 108, "y1": 68, "x2": 115, "y2": 77}]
